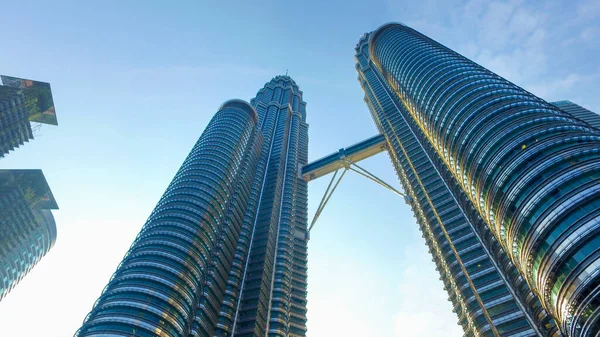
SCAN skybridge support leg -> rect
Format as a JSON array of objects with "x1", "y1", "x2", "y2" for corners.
[
  {"x1": 308, "y1": 168, "x2": 347, "y2": 234},
  {"x1": 347, "y1": 162, "x2": 411, "y2": 204},
  {"x1": 307, "y1": 161, "x2": 411, "y2": 236}
]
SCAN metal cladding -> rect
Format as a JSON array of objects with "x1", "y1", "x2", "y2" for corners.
[
  {"x1": 359, "y1": 22, "x2": 600, "y2": 336},
  {"x1": 77, "y1": 77, "x2": 309, "y2": 337}
]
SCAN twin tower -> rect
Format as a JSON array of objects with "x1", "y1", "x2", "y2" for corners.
[{"x1": 77, "y1": 23, "x2": 600, "y2": 337}]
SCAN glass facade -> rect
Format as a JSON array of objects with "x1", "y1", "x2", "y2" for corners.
[
  {"x1": 355, "y1": 22, "x2": 600, "y2": 337},
  {"x1": 231, "y1": 76, "x2": 308, "y2": 337},
  {"x1": 551, "y1": 101, "x2": 600, "y2": 130},
  {"x1": 0, "y1": 169, "x2": 58, "y2": 301},
  {"x1": 77, "y1": 77, "x2": 309, "y2": 337},
  {"x1": 0, "y1": 75, "x2": 57, "y2": 157}
]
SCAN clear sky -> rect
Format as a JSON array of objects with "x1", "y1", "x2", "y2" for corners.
[{"x1": 0, "y1": 1, "x2": 598, "y2": 336}]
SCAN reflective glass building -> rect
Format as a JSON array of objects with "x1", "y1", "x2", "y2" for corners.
[
  {"x1": 77, "y1": 76, "x2": 308, "y2": 337},
  {"x1": 0, "y1": 75, "x2": 58, "y2": 157},
  {"x1": 0, "y1": 75, "x2": 59, "y2": 301},
  {"x1": 355, "y1": 23, "x2": 600, "y2": 337},
  {"x1": 552, "y1": 101, "x2": 600, "y2": 131},
  {"x1": 232, "y1": 76, "x2": 308, "y2": 337},
  {"x1": 0, "y1": 169, "x2": 58, "y2": 301}
]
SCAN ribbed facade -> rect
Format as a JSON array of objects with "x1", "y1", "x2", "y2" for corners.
[
  {"x1": 0, "y1": 76, "x2": 58, "y2": 299},
  {"x1": 356, "y1": 35, "x2": 557, "y2": 337},
  {"x1": 0, "y1": 76, "x2": 57, "y2": 157},
  {"x1": 0, "y1": 84, "x2": 34, "y2": 156},
  {"x1": 356, "y1": 23, "x2": 600, "y2": 337},
  {"x1": 552, "y1": 101, "x2": 600, "y2": 130},
  {"x1": 77, "y1": 76, "x2": 309, "y2": 337},
  {"x1": 0, "y1": 171, "x2": 58, "y2": 301},
  {"x1": 77, "y1": 100, "x2": 262, "y2": 336},
  {"x1": 231, "y1": 76, "x2": 308, "y2": 337}
]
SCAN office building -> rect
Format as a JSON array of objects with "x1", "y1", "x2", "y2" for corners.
[
  {"x1": 0, "y1": 75, "x2": 59, "y2": 301},
  {"x1": 0, "y1": 75, "x2": 58, "y2": 157},
  {"x1": 552, "y1": 100, "x2": 600, "y2": 130},
  {"x1": 0, "y1": 170, "x2": 58, "y2": 301},
  {"x1": 351, "y1": 23, "x2": 600, "y2": 337},
  {"x1": 76, "y1": 24, "x2": 600, "y2": 337},
  {"x1": 77, "y1": 76, "x2": 308, "y2": 337}
]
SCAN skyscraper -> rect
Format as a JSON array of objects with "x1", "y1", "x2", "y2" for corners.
[
  {"x1": 552, "y1": 101, "x2": 600, "y2": 130},
  {"x1": 76, "y1": 76, "x2": 308, "y2": 337},
  {"x1": 233, "y1": 76, "x2": 308, "y2": 337},
  {"x1": 0, "y1": 75, "x2": 58, "y2": 157},
  {"x1": 354, "y1": 23, "x2": 600, "y2": 337},
  {"x1": 0, "y1": 75, "x2": 59, "y2": 301},
  {"x1": 0, "y1": 169, "x2": 58, "y2": 301}
]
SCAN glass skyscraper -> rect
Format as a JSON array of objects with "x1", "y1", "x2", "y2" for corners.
[
  {"x1": 233, "y1": 76, "x2": 308, "y2": 337},
  {"x1": 76, "y1": 76, "x2": 308, "y2": 337},
  {"x1": 354, "y1": 23, "x2": 600, "y2": 337},
  {"x1": 0, "y1": 75, "x2": 58, "y2": 157},
  {"x1": 0, "y1": 170, "x2": 58, "y2": 301},
  {"x1": 75, "y1": 23, "x2": 600, "y2": 337},
  {"x1": 551, "y1": 101, "x2": 600, "y2": 130},
  {"x1": 0, "y1": 75, "x2": 59, "y2": 301}
]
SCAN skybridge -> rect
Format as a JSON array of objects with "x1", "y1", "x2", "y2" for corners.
[{"x1": 301, "y1": 134, "x2": 410, "y2": 235}]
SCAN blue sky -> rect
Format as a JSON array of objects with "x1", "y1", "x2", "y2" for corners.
[{"x1": 0, "y1": 1, "x2": 598, "y2": 336}]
